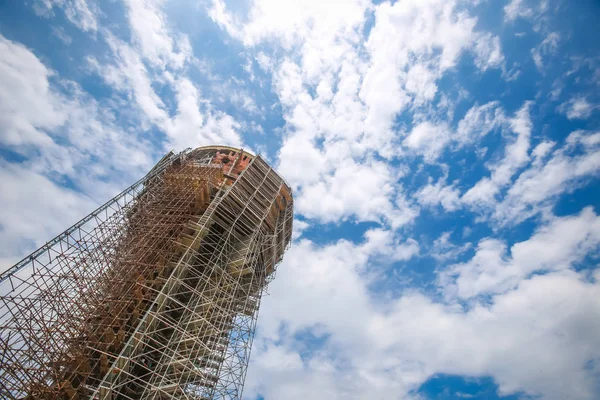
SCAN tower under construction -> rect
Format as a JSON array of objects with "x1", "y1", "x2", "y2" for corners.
[{"x1": 0, "y1": 146, "x2": 293, "y2": 400}]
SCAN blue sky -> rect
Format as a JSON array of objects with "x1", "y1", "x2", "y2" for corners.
[{"x1": 1, "y1": 0, "x2": 599, "y2": 399}]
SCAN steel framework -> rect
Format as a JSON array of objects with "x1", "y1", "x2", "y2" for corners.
[{"x1": 0, "y1": 146, "x2": 293, "y2": 400}]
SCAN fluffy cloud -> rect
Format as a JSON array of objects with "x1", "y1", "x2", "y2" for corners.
[
  {"x1": 0, "y1": 33, "x2": 157, "y2": 266},
  {"x1": 0, "y1": 34, "x2": 152, "y2": 189},
  {"x1": 372, "y1": 270, "x2": 600, "y2": 399},
  {"x1": 410, "y1": 98, "x2": 600, "y2": 231},
  {"x1": 247, "y1": 220, "x2": 600, "y2": 400},
  {"x1": 414, "y1": 101, "x2": 535, "y2": 214},
  {"x1": 124, "y1": 0, "x2": 191, "y2": 69},
  {"x1": 210, "y1": 0, "x2": 368, "y2": 54},
  {"x1": 504, "y1": 0, "x2": 535, "y2": 22},
  {"x1": 0, "y1": 35, "x2": 67, "y2": 149},
  {"x1": 415, "y1": 178, "x2": 462, "y2": 212},
  {"x1": 416, "y1": 106, "x2": 600, "y2": 227},
  {"x1": 403, "y1": 121, "x2": 451, "y2": 162},
  {"x1": 33, "y1": 0, "x2": 99, "y2": 32},
  {"x1": 531, "y1": 32, "x2": 560, "y2": 71},
  {"x1": 473, "y1": 33, "x2": 505, "y2": 71},
  {"x1": 295, "y1": 157, "x2": 417, "y2": 227},
  {"x1": 87, "y1": 4, "x2": 244, "y2": 150},
  {"x1": 361, "y1": 0, "x2": 483, "y2": 140},
  {"x1": 165, "y1": 76, "x2": 243, "y2": 149},
  {"x1": 493, "y1": 130, "x2": 600, "y2": 225},
  {"x1": 559, "y1": 97, "x2": 596, "y2": 120},
  {"x1": 441, "y1": 207, "x2": 600, "y2": 299},
  {"x1": 211, "y1": 0, "x2": 506, "y2": 227},
  {"x1": 0, "y1": 162, "x2": 95, "y2": 272},
  {"x1": 455, "y1": 101, "x2": 506, "y2": 146},
  {"x1": 462, "y1": 101, "x2": 532, "y2": 206},
  {"x1": 430, "y1": 231, "x2": 472, "y2": 262}
]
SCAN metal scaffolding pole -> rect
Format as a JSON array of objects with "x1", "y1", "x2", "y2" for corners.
[{"x1": 0, "y1": 146, "x2": 293, "y2": 400}]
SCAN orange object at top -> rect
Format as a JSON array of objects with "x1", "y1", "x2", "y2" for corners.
[{"x1": 212, "y1": 148, "x2": 253, "y2": 180}]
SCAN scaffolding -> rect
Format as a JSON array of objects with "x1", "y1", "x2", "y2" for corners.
[{"x1": 0, "y1": 146, "x2": 293, "y2": 400}]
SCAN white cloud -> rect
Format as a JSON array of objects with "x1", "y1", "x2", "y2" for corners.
[
  {"x1": 455, "y1": 101, "x2": 505, "y2": 146},
  {"x1": 271, "y1": 54, "x2": 411, "y2": 225},
  {"x1": 228, "y1": 87, "x2": 261, "y2": 115},
  {"x1": 531, "y1": 139, "x2": 555, "y2": 161},
  {"x1": 254, "y1": 231, "x2": 399, "y2": 344},
  {"x1": 462, "y1": 101, "x2": 532, "y2": 206},
  {"x1": 404, "y1": 63, "x2": 439, "y2": 105},
  {"x1": 441, "y1": 207, "x2": 600, "y2": 299},
  {"x1": 0, "y1": 34, "x2": 157, "y2": 266},
  {"x1": 360, "y1": 0, "x2": 482, "y2": 144},
  {"x1": 413, "y1": 107, "x2": 600, "y2": 227},
  {"x1": 414, "y1": 102, "x2": 598, "y2": 228},
  {"x1": 123, "y1": 0, "x2": 191, "y2": 69},
  {"x1": 403, "y1": 121, "x2": 451, "y2": 162},
  {"x1": 531, "y1": 32, "x2": 560, "y2": 71},
  {"x1": 431, "y1": 231, "x2": 472, "y2": 262},
  {"x1": 473, "y1": 33, "x2": 505, "y2": 71},
  {"x1": 0, "y1": 35, "x2": 67, "y2": 149},
  {"x1": 252, "y1": 229, "x2": 420, "y2": 349},
  {"x1": 90, "y1": 16, "x2": 243, "y2": 150},
  {"x1": 210, "y1": 0, "x2": 368, "y2": 52},
  {"x1": 294, "y1": 155, "x2": 418, "y2": 228},
  {"x1": 210, "y1": 0, "x2": 505, "y2": 226},
  {"x1": 0, "y1": 162, "x2": 95, "y2": 271},
  {"x1": 493, "y1": 130, "x2": 600, "y2": 225},
  {"x1": 415, "y1": 178, "x2": 462, "y2": 212},
  {"x1": 34, "y1": 0, "x2": 99, "y2": 32},
  {"x1": 372, "y1": 270, "x2": 600, "y2": 399},
  {"x1": 291, "y1": 219, "x2": 310, "y2": 240},
  {"x1": 247, "y1": 223, "x2": 600, "y2": 400},
  {"x1": 92, "y1": 35, "x2": 169, "y2": 125},
  {"x1": 164, "y1": 76, "x2": 243, "y2": 149},
  {"x1": 0, "y1": 34, "x2": 152, "y2": 183},
  {"x1": 255, "y1": 52, "x2": 273, "y2": 71},
  {"x1": 51, "y1": 26, "x2": 72, "y2": 44},
  {"x1": 504, "y1": 0, "x2": 534, "y2": 22},
  {"x1": 559, "y1": 97, "x2": 596, "y2": 120}
]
